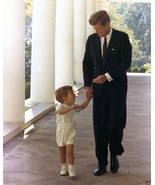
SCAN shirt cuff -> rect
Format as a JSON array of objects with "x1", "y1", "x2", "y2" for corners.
[{"x1": 105, "y1": 73, "x2": 113, "y2": 82}]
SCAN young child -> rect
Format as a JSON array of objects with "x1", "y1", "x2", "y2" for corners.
[{"x1": 55, "y1": 85, "x2": 92, "y2": 177}]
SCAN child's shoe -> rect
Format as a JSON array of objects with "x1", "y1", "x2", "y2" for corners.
[
  {"x1": 60, "y1": 164, "x2": 67, "y2": 176},
  {"x1": 68, "y1": 164, "x2": 76, "y2": 177}
]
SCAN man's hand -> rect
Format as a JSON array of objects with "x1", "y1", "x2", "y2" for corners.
[
  {"x1": 93, "y1": 74, "x2": 107, "y2": 84},
  {"x1": 84, "y1": 87, "x2": 93, "y2": 100}
]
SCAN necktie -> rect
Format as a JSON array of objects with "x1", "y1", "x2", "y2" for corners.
[{"x1": 103, "y1": 37, "x2": 107, "y2": 61}]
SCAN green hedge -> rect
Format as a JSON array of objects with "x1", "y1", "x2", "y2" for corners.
[
  {"x1": 127, "y1": 63, "x2": 151, "y2": 73},
  {"x1": 25, "y1": 81, "x2": 30, "y2": 99},
  {"x1": 131, "y1": 66, "x2": 139, "y2": 72}
]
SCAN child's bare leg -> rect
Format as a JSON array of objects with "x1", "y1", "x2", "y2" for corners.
[
  {"x1": 59, "y1": 146, "x2": 66, "y2": 164},
  {"x1": 66, "y1": 144, "x2": 76, "y2": 177},
  {"x1": 66, "y1": 144, "x2": 74, "y2": 164}
]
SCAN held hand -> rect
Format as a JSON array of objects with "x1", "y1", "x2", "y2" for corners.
[
  {"x1": 93, "y1": 75, "x2": 107, "y2": 84},
  {"x1": 84, "y1": 87, "x2": 93, "y2": 100},
  {"x1": 87, "y1": 94, "x2": 93, "y2": 101}
]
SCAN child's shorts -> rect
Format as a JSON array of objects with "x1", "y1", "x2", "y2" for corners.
[{"x1": 56, "y1": 125, "x2": 76, "y2": 147}]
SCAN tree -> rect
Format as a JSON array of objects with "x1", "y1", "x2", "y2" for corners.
[
  {"x1": 110, "y1": 2, "x2": 151, "y2": 68},
  {"x1": 25, "y1": 0, "x2": 32, "y2": 84}
]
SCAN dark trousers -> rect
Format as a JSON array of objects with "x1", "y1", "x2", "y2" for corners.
[{"x1": 93, "y1": 84, "x2": 127, "y2": 167}]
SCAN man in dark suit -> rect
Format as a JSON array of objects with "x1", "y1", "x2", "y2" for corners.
[{"x1": 83, "y1": 10, "x2": 132, "y2": 176}]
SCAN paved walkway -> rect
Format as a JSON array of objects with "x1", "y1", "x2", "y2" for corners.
[{"x1": 3, "y1": 75, "x2": 151, "y2": 185}]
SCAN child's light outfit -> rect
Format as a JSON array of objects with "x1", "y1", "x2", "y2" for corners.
[
  {"x1": 56, "y1": 103, "x2": 80, "y2": 177},
  {"x1": 56, "y1": 103, "x2": 80, "y2": 147}
]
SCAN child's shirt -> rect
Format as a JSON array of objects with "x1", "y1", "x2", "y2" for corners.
[{"x1": 55, "y1": 103, "x2": 81, "y2": 125}]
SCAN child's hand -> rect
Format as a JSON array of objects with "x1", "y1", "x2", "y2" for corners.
[
  {"x1": 84, "y1": 87, "x2": 93, "y2": 100},
  {"x1": 87, "y1": 94, "x2": 93, "y2": 101}
]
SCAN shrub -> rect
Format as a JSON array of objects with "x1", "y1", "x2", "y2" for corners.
[
  {"x1": 142, "y1": 63, "x2": 151, "y2": 73},
  {"x1": 139, "y1": 66, "x2": 146, "y2": 73},
  {"x1": 131, "y1": 66, "x2": 139, "y2": 72},
  {"x1": 25, "y1": 81, "x2": 30, "y2": 99}
]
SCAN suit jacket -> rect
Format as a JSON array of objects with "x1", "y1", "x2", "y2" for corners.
[{"x1": 83, "y1": 28, "x2": 132, "y2": 92}]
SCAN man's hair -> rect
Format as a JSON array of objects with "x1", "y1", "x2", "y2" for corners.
[
  {"x1": 55, "y1": 85, "x2": 73, "y2": 103},
  {"x1": 89, "y1": 10, "x2": 110, "y2": 26}
]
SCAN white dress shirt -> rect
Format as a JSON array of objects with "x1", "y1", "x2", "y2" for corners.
[{"x1": 100, "y1": 28, "x2": 113, "y2": 82}]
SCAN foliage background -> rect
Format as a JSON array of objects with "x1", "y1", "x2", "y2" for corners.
[{"x1": 25, "y1": 1, "x2": 151, "y2": 84}]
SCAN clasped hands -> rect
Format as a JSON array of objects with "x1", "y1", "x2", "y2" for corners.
[
  {"x1": 93, "y1": 74, "x2": 107, "y2": 84},
  {"x1": 84, "y1": 75, "x2": 107, "y2": 99}
]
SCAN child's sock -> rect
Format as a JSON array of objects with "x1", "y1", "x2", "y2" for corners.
[
  {"x1": 68, "y1": 164, "x2": 76, "y2": 177},
  {"x1": 60, "y1": 163, "x2": 67, "y2": 176}
]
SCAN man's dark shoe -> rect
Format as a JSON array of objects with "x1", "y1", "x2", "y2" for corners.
[
  {"x1": 110, "y1": 155, "x2": 119, "y2": 174},
  {"x1": 94, "y1": 166, "x2": 107, "y2": 176}
]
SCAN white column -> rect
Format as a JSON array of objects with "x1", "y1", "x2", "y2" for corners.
[
  {"x1": 55, "y1": 0, "x2": 74, "y2": 89},
  {"x1": 31, "y1": 0, "x2": 55, "y2": 103},
  {"x1": 74, "y1": 0, "x2": 87, "y2": 84},
  {"x1": 96, "y1": 0, "x2": 110, "y2": 11},
  {"x1": 0, "y1": 2, "x2": 3, "y2": 124},
  {"x1": 3, "y1": 0, "x2": 25, "y2": 123},
  {"x1": 86, "y1": 0, "x2": 96, "y2": 38}
]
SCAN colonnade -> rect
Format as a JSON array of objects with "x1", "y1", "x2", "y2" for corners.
[{"x1": 3, "y1": 0, "x2": 109, "y2": 126}]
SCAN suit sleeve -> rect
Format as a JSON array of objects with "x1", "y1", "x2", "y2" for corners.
[{"x1": 83, "y1": 37, "x2": 94, "y2": 87}]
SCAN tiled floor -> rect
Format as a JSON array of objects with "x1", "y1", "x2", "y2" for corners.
[{"x1": 3, "y1": 75, "x2": 151, "y2": 185}]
